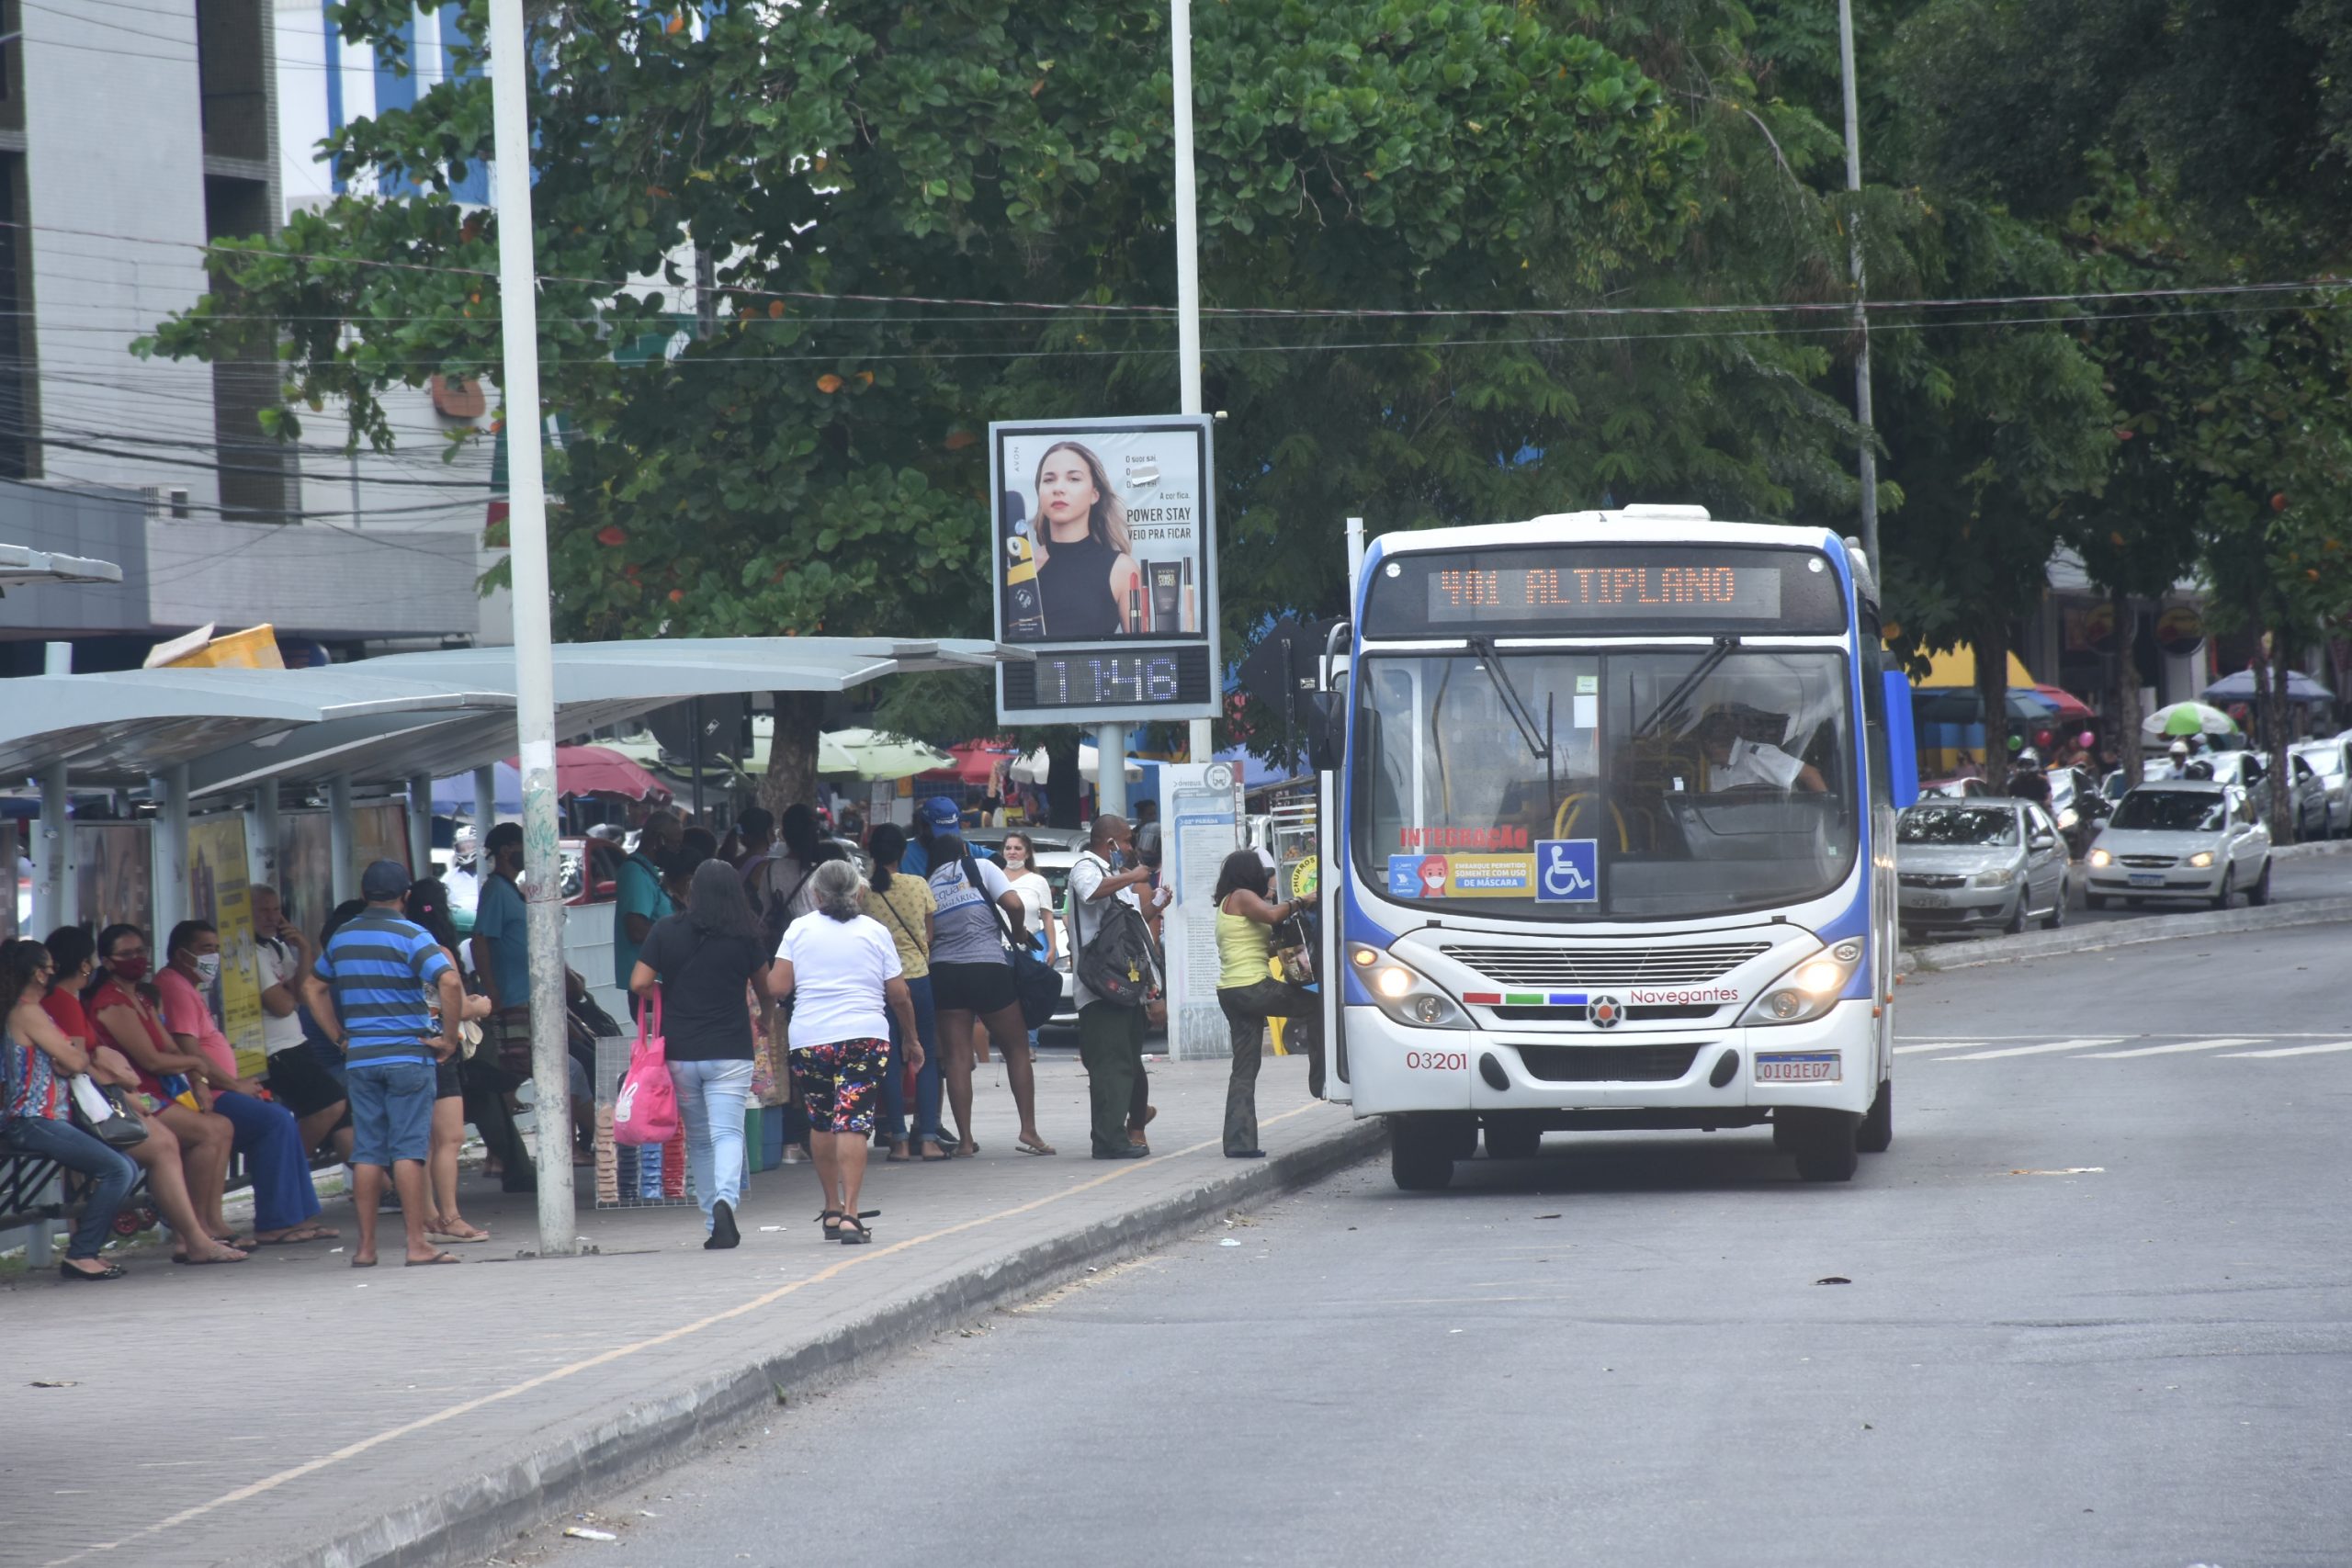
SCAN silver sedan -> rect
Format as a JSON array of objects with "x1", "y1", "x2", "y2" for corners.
[
  {"x1": 2084, "y1": 781, "x2": 2272, "y2": 909},
  {"x1": 1896, "y1": 798, "x2": 2069, "y2": 940}
]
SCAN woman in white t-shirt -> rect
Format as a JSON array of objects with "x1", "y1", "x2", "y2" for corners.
[
  {"x1": 925, "y1": 834, "x2": 1056, "y2": 1157},
  {"x1": 769, "y1": 860, "x2": 922, "y2": 1246}
]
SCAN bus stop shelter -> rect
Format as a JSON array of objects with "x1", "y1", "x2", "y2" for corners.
[{"x1": 0, "y1": 637, "x2": 1019, "y2": 939}]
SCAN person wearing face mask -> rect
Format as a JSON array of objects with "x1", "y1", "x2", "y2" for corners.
[
  {"x1": 1066, "y1": 814, "x2": 1159, "y2": 1160},
  {"x1": 155, "y1": 920, "x2": 334, "y2": 1246}
]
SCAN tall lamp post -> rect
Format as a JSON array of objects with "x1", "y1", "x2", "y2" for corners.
[
  {"x1": 1838, "y1": 0, "x2": 1882, "y2": 580},
  {"x1": 489, "y1": 0, "x2": 575, "y2": 1258}
]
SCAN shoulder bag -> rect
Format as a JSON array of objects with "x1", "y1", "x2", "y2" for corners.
[
  {"x1": 612, "y1": 987, "x2": 680, "y2": 1146},
  {"x1": 967, "y1": 853, "x2": 1064, "y2": 1029},
  {"x1": 67, "y1": 1075, "x2": 150, "y2": 1148}
]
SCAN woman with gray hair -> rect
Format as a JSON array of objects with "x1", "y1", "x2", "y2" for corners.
[{"x1": 768, "y1": 858, "x2": 922, "y2": 1245}]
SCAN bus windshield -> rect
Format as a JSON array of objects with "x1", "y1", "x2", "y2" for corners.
[{"x1": 1354, "y1": 648, "x2": 1857, "y2": 919}]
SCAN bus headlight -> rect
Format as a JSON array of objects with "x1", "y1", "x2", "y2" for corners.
[
  {"x1": 1347, "y1": 944, "x2": 1469, "y2": 1031},
  {"x1": 1737, "y1": 941, "x2": 1862, "y2": 1028}
]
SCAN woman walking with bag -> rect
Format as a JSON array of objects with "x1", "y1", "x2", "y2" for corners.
[
  {"x1": 1213, "y1": 850, "x2": 1322, "y2": 1157},
  {"x1": 2, "y1": 940, "x2": 141, "y2": 1280},
  {"x1": 769, "y1": 860, "x2": 922, "y2": 1244},
  {"x1": 631, "y1": 858, "x2": 775, "y2": 1248},
  {"x1": 925, "y1": 833, "x2": 1054, "y2": 1156},
  {"x1": 867, "y1": 825, "x2": 948, "y2": 1161}
]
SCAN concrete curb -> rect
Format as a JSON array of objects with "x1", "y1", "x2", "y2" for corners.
[
  {"x1": 269, "y1": 1116, "x2": 1389, "y2": 1568},
  {"x1": 1904, "y1": 895, "x2": 2352, "y2": 973}
]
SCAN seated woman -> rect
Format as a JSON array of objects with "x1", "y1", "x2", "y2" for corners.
[
  {"x1": 40, "y1": 926, "x2": 244, "y2": 1265},
  {"x1": 85, "y1": 923, "x2": 251, "y2": 1253},
  {"x1": 2, "y1": 939, "x2": 140, "y2": 1280},
  {"x1": 155, "y1": 921, "x2": 335, "y2": 1247}
]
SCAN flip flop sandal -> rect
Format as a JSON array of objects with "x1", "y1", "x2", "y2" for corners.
[
  {"x1": 405, "y1": 1252, "x2": 462, "y2": 1267},
  {"x1": 350, "y1": 1257, "x2": 378, "y2": 1269},
  {"x1": 175, "y1": 1250, "x2": 247, "y2": 1265},
  {"x1": 254, "y1": 1226, "x2": 338, "y2": 1246},
  {"x1": 1014, "y1": 1138, "x2": 1057, "y2": 1156},
  {"x1": 215, "y1": 1235, "x2": 260, "y2": 1251},
  {"x1": 426, "y1": 1228, "x2": 491, "y2": 1244}
]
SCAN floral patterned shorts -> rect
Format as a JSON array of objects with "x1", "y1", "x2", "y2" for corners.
[{"x1": 791, "y1": 1037, "x2": 886, "y2": 1134}]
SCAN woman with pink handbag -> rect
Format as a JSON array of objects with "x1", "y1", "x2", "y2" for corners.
[{"x1": 629, "y1": 860, "x2": 776, "y2": 1249}]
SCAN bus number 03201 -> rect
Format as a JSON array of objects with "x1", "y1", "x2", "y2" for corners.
[{"x1": 1404, "y1": 1050, "x2": 1468, "y2": 1072}]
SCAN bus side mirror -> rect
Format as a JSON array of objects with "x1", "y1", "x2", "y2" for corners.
[{"x1": 1306, "y1": 688, "x2": 1347, "y2": 774}]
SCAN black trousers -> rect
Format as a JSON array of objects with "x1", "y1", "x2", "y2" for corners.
[{"x1": 1216, "y1": 979, "x2": 1324, "y2": 1154}]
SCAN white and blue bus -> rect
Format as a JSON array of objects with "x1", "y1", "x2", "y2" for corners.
[{"x1": 1313, "y1": 506, "x2": 1917, "y2": 1190}]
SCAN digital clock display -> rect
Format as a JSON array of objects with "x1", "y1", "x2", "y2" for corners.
[
  {"x1": 1366, "y1": 545, "x2": 1845, "y2": 637},
  {"x1": 1001, "y1": 645, "x2": 1215, "y2": 716}
]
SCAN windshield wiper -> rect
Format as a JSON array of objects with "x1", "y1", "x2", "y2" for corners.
[
  {"x1": 1467, "y1": 637, "x2": 1550, "y2": 762},
  {"x1": 1636, "y1": 634, "x2": 1740, "y2": 739}
]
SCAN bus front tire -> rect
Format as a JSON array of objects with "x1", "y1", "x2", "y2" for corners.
[
  {"x1": 1389, "y1": 1114, "x2": 1468, "y2": 1191},
  {"x1": 1779, "y1": 1108, "x2": 1861, "y2": 1182},
  {"x1": 1856, "y1": 1080, "x2": 1893, "y2": 1154}
]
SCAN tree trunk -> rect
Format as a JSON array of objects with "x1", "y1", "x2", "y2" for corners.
[
  {"x1": 2267, "y1": 624, "x2": 2299, "y2": 846},
  {"x1": 1974, "y1": 618, "x2": 2013, "y2": 779},
  {"x1": 1044, "y1": 729, "x2": 1083, "y2": 828},
  {"x1": 2110, "y1": 588, "x2": 2144, "y2": 789},
  {"x1": 760, "y1": 690, "x2": 824, "y2": 819}
]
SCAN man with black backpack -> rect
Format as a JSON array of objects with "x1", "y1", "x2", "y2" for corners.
[{"x1": 1066, "y1": 814, "x2": 1161, "y2": 1160}]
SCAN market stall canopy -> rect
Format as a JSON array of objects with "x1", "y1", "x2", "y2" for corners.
[
  {"x1": 2030, "y1": 684, "x2": 2097, "y2": 725},
  {"x1": 2201, "y1": 668, "x2": 2334, "y2": 705},
  {"x1": 1011, "y1": 741, "x2": 1144, "y2": 784},
  {"x1": 934, "y1": 739, "x2": 1020, "y2": 786},
  {"x1": 1911, "y1": 645, "x2": 2036, "y2": 689},
  {"x1": 736, "y1": 719, "x2": 950, "y2": 783},
  {"x1": 2143, "y1": 701, "x2": 2240, "y2": 739},
  {"x1": 1912, "y1": 686, "x2": 2060, "y2": 726},
  {"x1": 523, "y1": 744, "x2": 669, "y2": 801}
]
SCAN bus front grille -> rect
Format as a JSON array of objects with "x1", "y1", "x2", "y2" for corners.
[
  {"x1": 1516, "y1": 1043, "x2": 1703, "y2": 1083},
  {"x1": 1442, "y1": 942, "x2": 1771, "y2": 987}
]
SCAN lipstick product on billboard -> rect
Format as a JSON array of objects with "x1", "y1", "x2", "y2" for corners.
[{"x1": 1001, "y1": 490, "x2": 1046, "y2": 639}]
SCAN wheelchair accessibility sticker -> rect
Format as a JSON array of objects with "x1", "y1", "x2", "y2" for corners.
[{"x1": 1533, "y1": 839, "x2": 1600, "y2": 903}]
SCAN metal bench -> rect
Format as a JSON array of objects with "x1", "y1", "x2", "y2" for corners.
[{"x1": 0, "y1": 1145, "x2": 152, "y2": 1268}]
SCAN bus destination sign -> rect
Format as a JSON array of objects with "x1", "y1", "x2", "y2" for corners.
[
  {"x1": 1426, "y1": 562, "x2": 1782, "y2": 623},
  {"x1": 1367, "y1": 543, "x2": 1845, "y2": 637}
]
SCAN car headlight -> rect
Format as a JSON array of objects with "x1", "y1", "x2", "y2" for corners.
[
  {"x1": 1972, "y1": 866, "x2": 2017, "y2": 887},
  {"x1": 1347, "y1": 943, "x2": 1469, "y2": 1031},
  {"x1": 2187, "y1": 850, "x2": 2214, "y2": 868},
  {"x1": 1737, "y1": 940, "x2": 1864, "y2": 1028},
  {"x1": 2088, "y1": 848, "x2": 2111, "y2": 868}
]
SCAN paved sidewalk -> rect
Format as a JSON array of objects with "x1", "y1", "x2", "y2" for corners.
[{"x1": 1, "y1": 1054, "x2": 1375, "y2": 1568}]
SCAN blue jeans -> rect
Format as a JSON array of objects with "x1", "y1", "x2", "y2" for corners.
[
  {"x1": 4, "y1": 1115, "x2": 139, "y2": 1260},
  {"x1": 346, "y1": 1061, "x2": 436, "y2": 1168},
  {"x1": 890, "y1": 975, "x2": 944, "y2": 1145},
  {"x1": 668, "y1": 1057, "x2": 753, "y2": 1231},
  {"x1": 210, "y1": 1089, "x2": 323, "y2": 1233}
]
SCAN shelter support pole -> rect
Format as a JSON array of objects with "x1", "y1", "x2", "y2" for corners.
[
  {"x1": 1838, "y1": 0, "x2": 1881, "y2": 578},
  {"x1": 248, "y1": 784, "x2": 279, "y2": 897},
  {"x1": 1096, "y1": 722, "x2": 1128, "y2": 820},
  {"x1": 36, "y1": 761, "x2": 72, "y2": 935},
  {"x1": 492, "y1": 0, "x2": 576, "y2": 1257},
  {"x1": 152, "y1": 764, "x2": 190, "y2": 940},
  {"x1": 472, "y1": 764, "x2": 499, "y2": 832},
  {"x1": 328, "y1": 773, "x2": 356, "y2": 907},
  {"x1": 1171, "y1": 0, "x2": 1212, "y2": 770},
  {"x1": 407, "y1": 773, "x2": 434, "y2": 874}
]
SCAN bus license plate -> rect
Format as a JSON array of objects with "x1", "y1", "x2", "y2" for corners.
[
  {"x1": 2128, "y1": 872, "x2": 2165, "y2": 886},
  {"x1": 1755, "y1": 1052, "x2": 1840, "y2": 1083}
]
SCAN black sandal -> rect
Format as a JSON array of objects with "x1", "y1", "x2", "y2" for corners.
[
  {"x1": 59, "y1": 1260, "x2": 125, "y2": 1281},
  {"x1": 818, "y1": 1209, "x2": 842, "y2": 1239},
  {"x1": 837, "y1": 1213, "x2": 874, "y2": 1246}
]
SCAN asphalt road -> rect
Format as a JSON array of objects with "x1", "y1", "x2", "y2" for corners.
[
  {"x1": 1905, "y1": 843, "x2": 2352, "y2": 945},
  {"x1": 499, "y1": 923, "x2": 2352, "y2": 1568}
]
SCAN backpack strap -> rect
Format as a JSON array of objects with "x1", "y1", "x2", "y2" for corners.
[{"x1": 963, "y1": 852, "x2": 1024, "y2": 954}]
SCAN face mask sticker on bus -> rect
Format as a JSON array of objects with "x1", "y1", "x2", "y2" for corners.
[
  {"x1": 1533, "y1": 840, "x2": 1600, "y2": 903},
  {"x1": 1386, "y1": 852, "x2": 1535, "y2": 898}
]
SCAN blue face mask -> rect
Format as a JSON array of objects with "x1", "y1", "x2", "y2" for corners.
[{"x1": 1105, "y1": 846, "x2": 1127, "y2": 870}]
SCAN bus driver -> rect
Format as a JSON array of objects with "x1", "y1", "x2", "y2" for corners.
[{"x1": 1694, "y1": 706, "x2": 1826, "y2": 794}]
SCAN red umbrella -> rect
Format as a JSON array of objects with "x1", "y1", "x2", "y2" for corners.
[
  {"x1": 926, "y1": 739, "x2": 1017, "y2": 786},
  {"x1": 505, "y1": 744, "x2": 671, "y2": 800},
  {"x1": 2030, "y1": 684, "x2": 2096, "y2": 724}
]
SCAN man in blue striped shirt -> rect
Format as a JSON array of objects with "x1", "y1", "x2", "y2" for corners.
[{"x1": 303, "y1": 860, "x2": 463, "y2": 1269}]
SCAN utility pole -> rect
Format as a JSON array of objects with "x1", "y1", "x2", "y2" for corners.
[
  {"x1": 1173, "y1": 0, "x2": 1215, "y2": 771},
  {"x1": 489, "y1": 0, "x2": 574, "y2": 1258},
  {"x1": 1838, "y1": 0, "x2": 1881, "y2": 580}
]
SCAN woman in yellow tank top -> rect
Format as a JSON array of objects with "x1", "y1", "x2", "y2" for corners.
[{"x1": 1214, "y1": 849, "x2": 1322, "y2": 1158}]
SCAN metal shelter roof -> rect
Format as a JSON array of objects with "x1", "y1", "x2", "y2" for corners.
[
  {"x1": 4, "y1": 637, "x2": 1020, "y2": 798},
  {"x1": 0, "y1": 544, "x2": 125, "y2": 589}
]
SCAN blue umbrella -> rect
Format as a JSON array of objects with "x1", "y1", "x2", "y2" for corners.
[
  {"x1": 433, "y1": 761, "x2": 522, "y2": 816},
  {"x1": 2201, "y1": 668, "x2": 2333, "y2": 704}
]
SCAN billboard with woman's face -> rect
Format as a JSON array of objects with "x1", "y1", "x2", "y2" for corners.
[{"x1": 990, "y1": 414, "x2": 1220, "y2": 725}]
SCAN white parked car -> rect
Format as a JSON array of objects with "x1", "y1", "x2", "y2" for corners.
[
  {"x1": 2084, "y1": 781, "x2": 2272, "y2": 910},
  {"x1": 2290, "y1": 737, "x2": 2352, "y2": 838}
]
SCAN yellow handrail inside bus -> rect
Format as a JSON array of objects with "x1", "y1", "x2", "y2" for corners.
[{"x1": 1553, "y1": 792, "x2": 1629, "y2": 852}]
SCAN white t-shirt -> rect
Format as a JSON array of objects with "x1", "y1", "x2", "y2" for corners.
[
  {"x1": 1005, "y1": 869, "x2": 1054, "y2": 950},
  {"x1": 1707, "y1": 739, "x2": 1804, "y2": 791},
  {"x1": 776, "y1": 911, "x2": 901, "y2": 1050},
  {"x1": 1065, "y1": 850, "x2": 1150, "y2": 1010},
  {"x1": 927, "y1": 854, "x2": 1015, "y2": 968},
  {"x1": 255, "y1": 937, "x2": 308, "y2": 1054}
]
